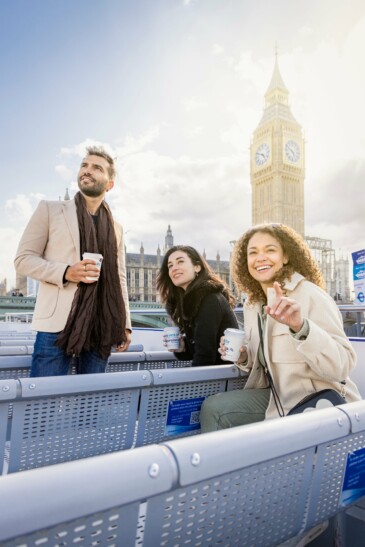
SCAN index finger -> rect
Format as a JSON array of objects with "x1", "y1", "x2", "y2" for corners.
[{"x1": 273, "y1": 281, "x2": 283, "y2": 298}]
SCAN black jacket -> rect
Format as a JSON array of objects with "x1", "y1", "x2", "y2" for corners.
[{"x1": 175, "y1": 289, "x2": 239, "y2": 366}]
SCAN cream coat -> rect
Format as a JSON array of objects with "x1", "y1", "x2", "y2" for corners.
[
  {"x1": 239, "y1": 273, "x2": 361, "y2": 418},
  {"x1": 14, "y1": 199, "x2": 131, "y2": 333}
]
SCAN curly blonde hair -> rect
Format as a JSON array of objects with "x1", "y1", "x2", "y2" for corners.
[{"x1": 231, "y1": 223, "x2": 325, "y2": 304}]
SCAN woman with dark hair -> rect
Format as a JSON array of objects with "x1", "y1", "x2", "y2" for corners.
[
  {"x1": 157, "y1": 245, "x2": 239, "y2": 366},
  {"x1": 200, "y1": 223, "x2": 361, "y2": 431}
]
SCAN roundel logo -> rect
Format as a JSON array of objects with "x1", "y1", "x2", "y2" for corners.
[{"x1": 358, "y1": 292, "x2": 365, "y2": 303}]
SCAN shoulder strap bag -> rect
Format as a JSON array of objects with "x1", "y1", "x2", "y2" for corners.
[{"x1": 257, "y1": 313, "x2": 346, "y2": 417}]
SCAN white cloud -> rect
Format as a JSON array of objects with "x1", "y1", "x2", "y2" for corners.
[
  {"x1": 107, "y1": 149, "x2": 249, "y2": 260},
  {"x1": 0, "y1": 194, "x2": 46, "y2": 286},
  {"x1": 298, "y1": 26, "x2": 315, "y2": 38},
  {"x1": 181, "y1": 99, "x2": 209, "y2": 113},
  {"x1": 115, "y1": 126, "x2": 160, "y2": 158},
  {"x1": 60, "y1": 139, "x2": 110, "y2": 158},
  {"x1": 233, "y1": 50, "x2": 269, "y2": 93},
  {"x1": 5, "y1": 193, "x2": 45, "y2": 224},
  {"x1": 0, "y1": 227, "x2": 22, "y2": 288},
  {"x1": 55, "y1": 164, "x2": 73, "y2": 180},
  {"x1": 212, "y1": 43, "x2": 224, "y2": 55},
  {"x1": 184, "y1": 126, "x2": 204, "y2": 139}
]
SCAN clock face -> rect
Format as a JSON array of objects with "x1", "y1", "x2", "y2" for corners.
[
  {"x1": 255, "y1": 143, "x2": 270, "y2": 166},
  {"x1": 285, "y1": 140, "x2": 300, "y2": 162}
]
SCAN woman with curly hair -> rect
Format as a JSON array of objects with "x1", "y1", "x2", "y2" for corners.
[
  {"x1": 157, "y1": 245, "x2": 238, "y2": 366},
  {"x1": 200, "y1": 223, "x2": 361, "y2": 431}
]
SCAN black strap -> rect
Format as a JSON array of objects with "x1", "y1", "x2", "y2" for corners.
[{"x1": 257, "y1": 312, "x2": 285, "y2": 417}]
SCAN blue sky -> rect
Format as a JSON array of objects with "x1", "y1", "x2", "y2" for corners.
[{"x1": 1, "y1": 0, "x2": 365, "y2": 287}]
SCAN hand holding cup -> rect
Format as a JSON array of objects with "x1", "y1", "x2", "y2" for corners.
[
  {"x1": 82, "y1": 252, "x2": 103, "y2": 282},
  {"x1": 163, "y1": 327, "x2": 185, "y2": 352},
  {"x1": 220, "y1": 328, "x2": 247, "y2": 363}
]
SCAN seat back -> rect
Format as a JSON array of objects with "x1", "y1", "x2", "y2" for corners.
[
  {"x1": 0, "y1": 445, "x2": 178, "y2": 546},
  {"x1": 142, "y1": 350, "x2": 192, "y2": 369},
  {"x1": 0, "y1": 340, "x2": 36, "y2": 346},
  {"x1": 306, "y1": 400, "x2": 365, "y2": 528},
  {"x1": 0, "y1": 355, "x2": 32, "y2": 379},
  {"x1": 0, "y1": 346, "x2": 33, "y2": 356},
  {"x1": 135, "y1": 365, "x2": 242, "y2": 447},
  {"x1": 143, "y1": 408, "x2": 351, "y2": 547},
  {"x1": 0, "y1": 405, "x2": 362, "y2": 546},
  {"x1": 0, "y1": 380, "x2": 18, "y2": 475},
  {"x1": 7, "y1": 372, "x2": 151, "y2": 473},
  {"x1": 106, "y1": 351, "x2": 146, "y2": 372}
]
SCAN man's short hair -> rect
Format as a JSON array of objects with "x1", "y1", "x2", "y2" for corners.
[{"x1": 85, "y1": 146, "x2": 116, "y2": 179}]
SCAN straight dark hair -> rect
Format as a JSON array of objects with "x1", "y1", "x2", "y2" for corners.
[{"x1": 157, "y1": 245, "x2": 235, "y2": 329}]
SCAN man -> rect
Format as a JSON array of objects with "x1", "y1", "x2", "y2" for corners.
[{"x1": 14, "y1": 146, "x2": 131, "y2": 376}]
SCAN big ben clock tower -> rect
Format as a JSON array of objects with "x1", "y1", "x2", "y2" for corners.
[{"x1": 251, "y1": 53, "x2": 305, "y2": 235}]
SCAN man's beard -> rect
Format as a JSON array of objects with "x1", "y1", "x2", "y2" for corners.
[{"x1": 78, "y1": 177, "x2": 105, "y2": 197}]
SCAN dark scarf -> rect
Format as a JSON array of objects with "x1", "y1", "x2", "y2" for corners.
[
  {"x1": 182, "y1": 281, "x2": 222, "y2": 322},
  {"x1": 166, "y1": 279, "x2": 224, "y2": 331},
  {"x1": 56, "y1": 192, "x2": 126, "y2": 358}
]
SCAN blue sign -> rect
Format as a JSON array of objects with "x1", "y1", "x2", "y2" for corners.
[
  {"x1": 165, "y1": 397, "x2": 206, "y2": 436},
  {"x1": 352, "y1": 250, "x2": 365, "y2": 305},
  {"x1": 340, "y1": 446, "x2": 365, "y2": 506}
]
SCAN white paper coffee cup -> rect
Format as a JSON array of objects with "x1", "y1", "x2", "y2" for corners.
[
  {"x1": 83, "y1": 252, "x2": 103, "y2": 281},
  {"x1": 163, "y1": 326, "x2": 181, "y2": 350},
  {"x1": 222, "y1": 328, "x2": 246, "y2": 362}
]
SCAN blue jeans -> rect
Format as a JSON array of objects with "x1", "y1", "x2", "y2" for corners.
[{"x1": 30, "y1": 332, "x2": 109, "y2": 377}]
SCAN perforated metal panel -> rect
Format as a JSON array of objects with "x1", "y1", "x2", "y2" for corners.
[
  {"x1": 226, "y1": 375, "x2": 247, "y2": 391},
  {"x1": 0, "y1": 368, "x2": 30, "y2": 379},
  {"x1": 139, "y1": 360, "x2": 192, "y2": 370},
  {"x1": 143, "y1": 449, "x2": 313, "y2": 546},
  {"x1": 307, "y1": 431, "x2": 365, "y2": 527},
  {"x1": 1, "y1": 504, "x2": 139, "y2": 547},
  {"x1": 107, "y1": 361, "x2": 140, "y2": 372},
  {"x1": 8, "y1": 389, "x2": 140, "y2": 472},
  {"x1": 167, "y1": 360, "x2": 193, "y2": 368},
  {"x1": 140, "y1": 360, "x2": 167, "y2": 370},
  {"x1": 135, "y1": 380, "x2": 226, "y2": 446},
  {"x1": 0, "y1": 356, "x2": 31, "y2": 379}
]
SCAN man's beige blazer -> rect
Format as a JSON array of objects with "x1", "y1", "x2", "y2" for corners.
[{"x1": 14, "y1": 199, "x2": 131, "y2": 333}]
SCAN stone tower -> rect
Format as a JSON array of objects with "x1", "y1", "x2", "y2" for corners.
[
  {"x1": 250, "y1": 53, "x2": 305, "y2": 235},
  {"x1": 164, "y1": 225, "x2": 174, "y2": 253}
]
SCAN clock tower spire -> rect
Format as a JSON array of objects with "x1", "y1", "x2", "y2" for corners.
[{"x1": 250, "y1": 52, "x2": 305, "y2": 235}]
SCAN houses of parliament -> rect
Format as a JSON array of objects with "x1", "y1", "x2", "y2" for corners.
[{"x1": 9, "y1": 54, "x2": 350, "y2": 302}]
